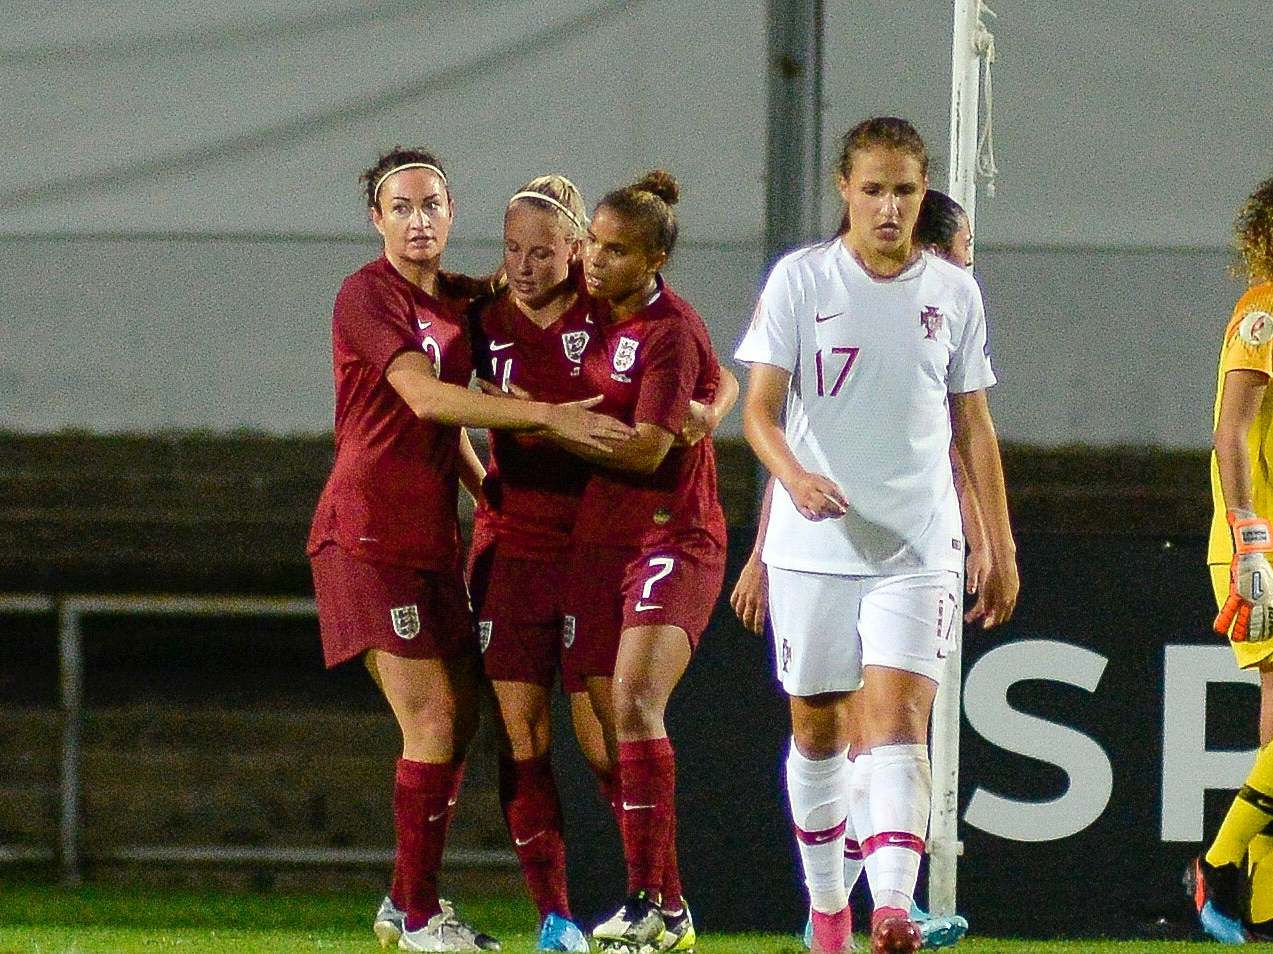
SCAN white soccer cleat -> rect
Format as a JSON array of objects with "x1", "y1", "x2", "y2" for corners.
[
  {"x1": 374, "y1": 895, "x2": 407, "y2": 948},
  {"x1": 593, "y1": 891, "x2": 666, "y2": 951},
  {"x1": 395, "y1": 902, "x2": 501, "y2": 952}
]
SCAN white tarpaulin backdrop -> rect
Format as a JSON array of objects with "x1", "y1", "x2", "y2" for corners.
[{"x1": 3, "y1": 1, "x2": 1271, "y2": 440}]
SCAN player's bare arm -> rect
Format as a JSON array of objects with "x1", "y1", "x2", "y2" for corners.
[
  {"x1": 950, "y1": 388, "x2": 1018, "y2": 627},
  {"x1": 1213, "y1": 367, "x2": 1273, "y2": 642},
  {"x1": 730, "y1": 476, "x2": 773, "y2": 634},
  {"x1": 951, "y1": 441, "x2": 992, "y2": 595},
  {"x1": 742, "y1": 361, "x2": 848, "y2": 521},
  {"x1": 679, "y1": 366, "x2": 740, "y2": 447},
  {"x1": 550, "y1": 421, "x2": 676, "y2": 475},
  {"x1": 385, "y1": 350, "x2": 633, "y2": 451},
  {"x1": 457, "y1": 430, "x2": 485, "y2": 505},
  {"x1": 1215, "y1": 369, "x2": 1269, "y2": 512}
]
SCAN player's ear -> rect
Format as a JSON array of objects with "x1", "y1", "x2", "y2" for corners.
[
  {"x1": 369, "y1": 204, "x2": 385, "y2": 237},
  {"x1": 836, "y1": 174, "x2": 852, "y2": 206}
]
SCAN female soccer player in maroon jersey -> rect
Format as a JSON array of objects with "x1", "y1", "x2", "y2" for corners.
[
  {"x1": 466, "y1": 175, "x2": 598, "y2": 953},
  {"x1": 551, "y1": 170, "x2": 732, "y2": 952},
  {"x1": 306, "y1": 148, "x2": 631, "y2": 953},
  {"x1": 469, "y1": 174, "x2": 736, "y2": 952}
]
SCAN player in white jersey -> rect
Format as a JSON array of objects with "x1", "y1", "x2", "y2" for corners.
[{"x1": 735, "y1": 118, "x2": 1017, "y2": 954}]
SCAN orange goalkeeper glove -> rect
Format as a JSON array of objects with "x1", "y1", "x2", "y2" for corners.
[{"x1": 1215, "y1": 509, "x2": 1273, "y2": 642}]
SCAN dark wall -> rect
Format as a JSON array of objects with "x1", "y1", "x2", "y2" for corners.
[{"x1": 558, "y1": 532, "x2": 1250, "y2": 938}]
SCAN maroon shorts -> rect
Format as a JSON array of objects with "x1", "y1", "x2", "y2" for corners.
[
  {"x1": 561, "y1": 541, "x2": 726, "y2": 685},
  {"x1": 310, "y1": 543, "x2": 477, "y2": 668},
  {"x1": 468, "y1": 541, "x2": 580, "y2": 691}
]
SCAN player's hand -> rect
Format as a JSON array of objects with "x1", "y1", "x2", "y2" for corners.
[
  {"x1": 542, "y1": 396, "x2": 635, "y2": 453},
  {"x1": 964, "y1": 543, "x2": 992, "y2": 598},
  {"x1": 676, "y1": 400, "x2": 717, "y2": 447},
  {"x1": 1215, "y1": 511, "x2": 1273, "y2": 642},
  {"x1": 782, "y1": 470, "x2": 848, "y2": 521},
  {"x1": 730, "y1": 554, "x2": 768, "y2": 634},
  {"x1": 965, "y1": 552, "x2": 1019, "y2": 628}
]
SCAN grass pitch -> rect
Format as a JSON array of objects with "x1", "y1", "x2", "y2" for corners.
[{"x1": 0, "y1": 884, "x2": 1224, "y2": 953}]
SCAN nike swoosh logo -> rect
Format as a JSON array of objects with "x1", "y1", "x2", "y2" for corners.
[
  {"x1": 489, "y1": 341, "x2": 515, "y2": 351},
  {"x1": 634, "y1": 601, "x2": 663, "y2": 612},
  {"x1": 622, "y1": 802, "x2": 656, "y2": 811},
  {"x1": 417, "y1": 320, "x2": 432, "y2": 330},
  {"x1": 428, "y1": 811, "x2": 448, "y2": 822},
  {"x1": 514, "y1": 830, "x2": 546, "y2": 847},
  {"x1": 814, "y1": 311, "x2": 844, "y2": 323}
]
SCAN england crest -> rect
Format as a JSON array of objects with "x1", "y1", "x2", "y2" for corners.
[
  {"x1": 613, "y1": 336, "x2": 640, "y2": 373},
  {"x1": 561, "y1": 330, "x2": 589, "y2": 364},
  {"x1": 478, "y1": 620, "x2": 493, "y2": 653},
  {"x1": 562, "y1": 614, "x2": 577, "y2": 649},
  {"x1": 919, "y1": 305, "x2": 944, "y2": 340},
  {"x1": 390, "y1": 604, "x2": 420, "y2": 640}
]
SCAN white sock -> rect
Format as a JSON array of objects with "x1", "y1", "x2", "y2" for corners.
[
  {"x1": 842, "y1": 753, "x2": 866, "y2": 896},
  {"x1": 867, "y1": 743, "x2": 930, "y2": 912},
  {"x1": 847, "y1": 752, "x2": 876, "y2": 898},
  {"x1": 786, "y1": 741, "x2": 850, "y2": 913}
]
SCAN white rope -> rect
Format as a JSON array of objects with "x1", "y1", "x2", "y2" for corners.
[{"x1": 974, "y1": 2, "x2": 998, "y2": 197}]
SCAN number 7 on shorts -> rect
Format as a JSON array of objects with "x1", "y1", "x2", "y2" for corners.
[{"x1": 634, "y1": 556, "x2": 675, "y2": 612}]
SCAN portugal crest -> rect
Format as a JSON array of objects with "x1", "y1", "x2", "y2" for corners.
[
  {"x1": 919, "y1": 305, "x2": 944, "y2": 340},
  {"x1": 390, "y1": 604, "x2": 420, "y2": 640},
  {"x1": 613, "y1": 336, "x2": 640, "y2": 373},
  {"x1": 561, "y1": 330, "x2": 589, "y2": 364}
]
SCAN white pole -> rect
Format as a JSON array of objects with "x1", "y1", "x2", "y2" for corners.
[{"x1": 929, "y1": 0, "x2": 983, "y2": 919}]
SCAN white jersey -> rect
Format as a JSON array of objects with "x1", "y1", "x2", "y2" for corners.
[{"x1": 735, "y1": 238, "x2": 996, "y2": 576}]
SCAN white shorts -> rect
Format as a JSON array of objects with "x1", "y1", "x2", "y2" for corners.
[{"x1": 767, "y1": 567, "x2": 961, "y2": 696}]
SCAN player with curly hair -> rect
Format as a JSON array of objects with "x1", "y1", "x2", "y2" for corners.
[{"x1": 1190, "y1": 174, "x2": 1273, "y2": 945}]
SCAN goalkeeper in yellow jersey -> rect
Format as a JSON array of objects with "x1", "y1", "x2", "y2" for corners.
[{"x1": 1191, "y1": 174, "x2": 1273, "y2": 944}]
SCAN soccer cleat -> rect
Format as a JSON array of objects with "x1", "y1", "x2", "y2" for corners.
[
  {"x1": 659, "y1": 902, "x2": 696, "y2": 951},
  {"x1": 871, "y1": 907, "x2": 921, "y2": 954},
  {"x1": 375, "y1": 895, "x2": 407, "y2": 948},
  {"x1": 538, "y1": 912, "x2": 590, "y2": 953},
  {"x1": 910, "y1": 903, "x2": 968, "y2": 949},
  {"x1": 592, "y1": 891, "x2": 665, "y2": 951},
  {"x1": 1185, "y1": 856, "x2": 1249, "y2": 944},
  {"x1": 810, "y1": 904, "x2": 854, "y2": 954},
  {"x1": 398, "y1": 904, "x2": 502, "y2": 952}
]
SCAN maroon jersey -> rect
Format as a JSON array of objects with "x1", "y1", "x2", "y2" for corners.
[
  {"x1": 470, "y1": 285, "x2": 596, "y2": 559},
  {"x1": 571, "y1": 278, "x2": 726, "y2": 550},
  {"x1": 308, "y1": 256, "x2": 473, "y2": 569}
]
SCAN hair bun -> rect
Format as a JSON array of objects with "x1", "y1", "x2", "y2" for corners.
[{"x1": 633, "y1": 169, "x2": 679, "y2": 206}]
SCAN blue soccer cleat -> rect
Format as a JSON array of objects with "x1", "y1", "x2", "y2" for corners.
[
  {"x1": 910, "y1": 903, "x2": 968, "y2": 949},
  {"x1": 1186, "y1": 856, "x2": 1250, "y2": 944},
  {"x1": 538, "y1": 912, "x2": 589, "y2": 952}
]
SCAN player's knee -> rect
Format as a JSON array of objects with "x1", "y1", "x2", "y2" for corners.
[{"x1": 613, "y1": 681, "x2": 666, "y2": 736}]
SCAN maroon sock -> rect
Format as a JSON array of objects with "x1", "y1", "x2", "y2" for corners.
[
  {"x1": 618, "y1": 737, "x2": 676, "y2": 899},
  {"x1": 390, "y1": 758, "x2": 460, "y2": 930},
  {"x1": 662, "y1": 807, "x2": 684, "y2": 913},
  {"x1": 499, "y1": 754, "x2": 571, "y2": 919}
]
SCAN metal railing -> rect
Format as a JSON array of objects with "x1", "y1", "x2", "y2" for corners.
[{"x1": 2, "y1": 593, "x2": 515, "y2": 884}]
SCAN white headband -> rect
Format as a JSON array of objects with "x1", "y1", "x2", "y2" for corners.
[
  {"x1": 373, "y1": 162, "x2": 448, "y2": 202},
  {"x1": 507, "y1": 190, "x2": 584, "y2": 230}
]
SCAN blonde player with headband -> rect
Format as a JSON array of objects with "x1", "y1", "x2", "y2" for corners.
[
  {"x1": 736, "y1": 118, "x2": 1016, "y2": 954},
  {"x1": 1190, "y1": 174, "x2": 1273, "y2": 945},
  {"x1": 307, "y1": 147, "x2": 632, "y2": 953}
]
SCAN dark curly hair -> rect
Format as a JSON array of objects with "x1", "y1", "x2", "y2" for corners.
[{"x1": 1236, "y1": 175, "x2": 1273, "y2": 282}]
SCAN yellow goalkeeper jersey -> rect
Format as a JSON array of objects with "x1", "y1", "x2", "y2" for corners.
[{"x1": 1208, "y1": 282, "x2": 1273, "y2": 566}]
